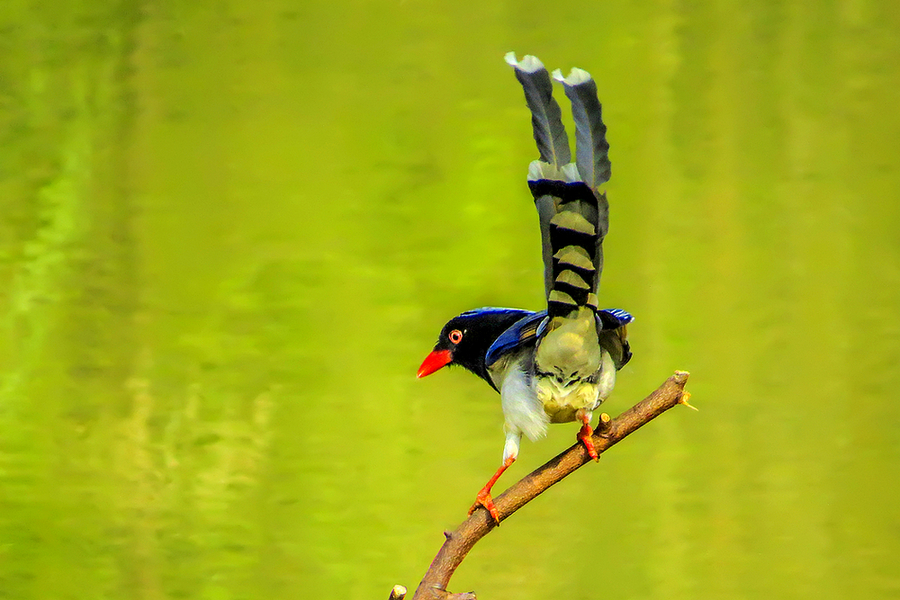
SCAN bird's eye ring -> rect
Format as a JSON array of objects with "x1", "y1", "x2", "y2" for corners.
[{"x1": 448, "y1": 329, "x2": 463, "y2": 344}]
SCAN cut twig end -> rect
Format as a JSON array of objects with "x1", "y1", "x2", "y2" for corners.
[
  {"x1": 672, "y1": 370, "x2": 690, "y2": 384},
  {"x1": 596, "y1": 412, "x2": 612, "y2": 439},
  {"x1": 390, "y1": 584, "x2": 408, "y2": 599}
]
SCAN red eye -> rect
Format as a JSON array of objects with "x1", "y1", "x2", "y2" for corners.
[{"x1": 448, "y1": 329, "x2": 463, "y2": 344}]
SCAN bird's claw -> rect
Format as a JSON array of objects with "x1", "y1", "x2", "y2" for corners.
[
  {"x1": 469, "y1": 491, "x2": 501, "y2": 524},
  {"x1": 581, "y1": 435, "x2": 599, "y2": 461},
  {"x1": 577, "y1": 420, "x2": 600, "y2": 462}
]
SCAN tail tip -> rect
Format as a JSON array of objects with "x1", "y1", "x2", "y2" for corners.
[
  {"x1": 552, "y1": 67, "x2": 593, "y2": 86},
  {"x1": 505, "y1": 52, "x2": 545, "y2": 73}
]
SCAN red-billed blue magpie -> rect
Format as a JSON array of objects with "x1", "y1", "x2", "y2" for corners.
[{"x1": 418, "y1": 53, "x2": 633, "y2": 523}]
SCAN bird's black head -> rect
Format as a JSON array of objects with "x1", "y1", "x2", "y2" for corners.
[{"x1": 417, "y1": 308, "x2": 533, "y2": 387}]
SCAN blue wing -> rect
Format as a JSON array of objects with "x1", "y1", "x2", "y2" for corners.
[
  {"x1": 597, "y1": 308, "x2": 634, "y2": 329},
  {"x1": 484, "y1": 307, "x2": 634, "y2": 367},
  {"x1": 485, "y1": 310, "x2": 547, "y2": 367},
  {"x1": 597, "y1": 308, "x2": 634, "y2": 369}
]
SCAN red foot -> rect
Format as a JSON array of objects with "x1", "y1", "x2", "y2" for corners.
[
  {"x1": 577, "y1": 414, "x2": 599, "y2": 461},
  {"x1": 468, "y1": 456, "x2": 515, "y2": 524},
  {"x1": 469, "y1": 490, "x2": 500, "y2": 523}
]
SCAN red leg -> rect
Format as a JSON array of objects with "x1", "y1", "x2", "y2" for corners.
[
  {"x1": 577, "y1": 411, "x2": 599, "y2": 461},
  {"x1": 468, "y1": 456, "x2": 515, "y2": 523}
]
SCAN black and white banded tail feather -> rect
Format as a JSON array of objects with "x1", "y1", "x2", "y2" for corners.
[
  {"x1": 504, "y1": 53, "x2": 570, "y2": 171},
  {"x1": 529, "y1": 177, "x2": 605, "y2": 318},
  {"x1": 554, "y1": 68, "x2": 611, "y2": 189},
  {"x1": 508, "y1": 55, "x2": 611, "y2": 320}
]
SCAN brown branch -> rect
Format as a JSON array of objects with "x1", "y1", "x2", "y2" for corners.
[{"x1": 396, "y1": 370, "x2": 691, "y2": 600}]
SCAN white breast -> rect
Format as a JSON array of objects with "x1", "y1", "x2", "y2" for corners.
[{"x1": 489, "y1": 354, "x2": 549, "y2": 442}]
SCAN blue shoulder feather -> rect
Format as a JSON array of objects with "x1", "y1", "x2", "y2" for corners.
[
  {"x1": 597, "y1": 308, "x2": 634, "y2": 327},
  {"x1": 485, "y1": 310, "x2": 547, "y2": 367}
]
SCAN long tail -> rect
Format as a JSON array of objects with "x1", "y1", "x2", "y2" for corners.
[{"x1": 507, "y1": 54, "x2": 611, "y2": 319}]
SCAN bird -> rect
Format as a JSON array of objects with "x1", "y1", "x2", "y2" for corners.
[{"x1": 417, "y1": 53, "x2": 633, "y2": 524}]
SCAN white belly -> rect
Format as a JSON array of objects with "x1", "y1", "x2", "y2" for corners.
[
  {"x1": 489, "y1": 355, "x2": 549, "y2": 442},
  {"x1": 489, "y1": 347, "x2": 616, "y2": 442}
]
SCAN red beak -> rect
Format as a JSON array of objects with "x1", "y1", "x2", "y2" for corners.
[{"x1": 417, "y1": 349, "x2": 452, "y2": 378}]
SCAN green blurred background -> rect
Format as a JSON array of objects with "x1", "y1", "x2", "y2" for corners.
[{"x1": 1, "y1": 1, "x2": 899, "y2": 598}]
